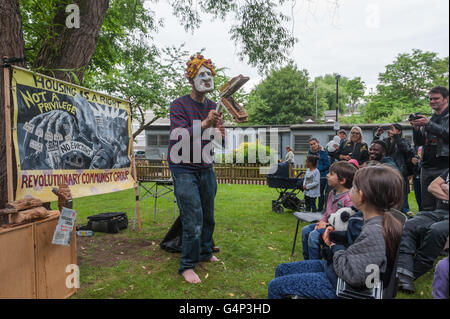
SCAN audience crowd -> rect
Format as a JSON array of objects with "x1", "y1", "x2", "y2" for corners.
[{"x1": 268, "y1": 86, "x2": 449, "y2": 299}]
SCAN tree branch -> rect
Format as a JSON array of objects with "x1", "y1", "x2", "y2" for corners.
[{"x1": 132, "y1": 115, "x2": 161, "y2": 139}]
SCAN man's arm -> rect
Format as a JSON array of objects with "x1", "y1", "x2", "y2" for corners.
[
  {"x1": 412, "y1": 126, "x2": 426, "y2": 146},
  {"x1": 336, "y1": 141, "x2": 350, "y2": 160},
  {"x1": 170, "y1": 102, "x2": 220, "y2": 134},
  {"x1": 395, "y1": 136, "x2": 415, "y2": 168},
  {"x1": 428, "y1": 176, "x2": 449, "y2": 201},
  {"x1": 425, "y1": 119, "x2": 449, "y2": 143},
  {"x1": 373, "y1": 127, "x2": 384, "y2": 140}
]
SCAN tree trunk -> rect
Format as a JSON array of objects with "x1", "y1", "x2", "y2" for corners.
[
  {"x1": 0, "y1": 0, "x2": 26, "y2": 208},
  {"x1": 0, "y1": 0, "x2": 110, "y2": 208},
  {"x1": 32, "y1": 0, "x2": 109, "y2": 84}
]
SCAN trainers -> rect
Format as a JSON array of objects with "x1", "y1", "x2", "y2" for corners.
[{"x1": 398, "y1": 273, "x2": 415, "y2": 294}]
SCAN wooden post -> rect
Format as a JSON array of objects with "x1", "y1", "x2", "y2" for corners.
[
  {"x1": 131, "y1": 140, "x2": 142, "y2": 231},
  {"x1": 3, "y1": 61, "x2": 14, "y2": 204}
]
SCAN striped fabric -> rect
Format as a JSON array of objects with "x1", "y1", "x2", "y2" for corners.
[{"x1": 168, "y1": 94, "x2": 219, "y2": 172}]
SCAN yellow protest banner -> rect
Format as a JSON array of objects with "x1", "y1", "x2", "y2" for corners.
[{"x1": 11, "y1": 66, "x2": 135, "y2": 201}]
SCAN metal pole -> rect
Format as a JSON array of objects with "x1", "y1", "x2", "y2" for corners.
[
  {"x1": 335, "y1": 74, "x2": 340, "y2": 134},
  {"x1": 315, "y1": 84, "x2": 318, "y2": 122}
]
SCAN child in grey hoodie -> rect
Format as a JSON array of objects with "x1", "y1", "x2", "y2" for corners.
[{"x1": 303, "y1": 155, "x2": 321, "y2": 212}]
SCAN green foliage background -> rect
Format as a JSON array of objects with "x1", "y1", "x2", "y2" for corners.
[
  {"x1": 244, "y1": 49, "x2": 448, "y2": 125},
  {"x1": 216, "y1": 141, "x2": 277, "y2": 165}
]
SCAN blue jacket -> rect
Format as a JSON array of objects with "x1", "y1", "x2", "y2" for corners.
[{"x1": 308, "y1": 149, "x2": 330, "y2": 178}]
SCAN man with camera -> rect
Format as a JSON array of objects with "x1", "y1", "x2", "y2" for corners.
[
  {"x1": 374, "y1": 123, "x2": 414, "y2": 213},
  {"x1": 410, "y1": 86, "x2": 449, "y2": 211}
]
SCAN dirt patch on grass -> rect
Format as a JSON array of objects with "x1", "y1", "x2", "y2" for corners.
[{"x1": 77, "y1": 234, "x2": 169, "y2": 267}]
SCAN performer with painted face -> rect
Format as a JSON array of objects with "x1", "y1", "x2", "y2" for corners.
[{"x1": 168, "y1": 54, "x2": 225, "y2": 284}]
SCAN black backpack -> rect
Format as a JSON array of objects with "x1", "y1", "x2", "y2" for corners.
[
  {"x1": 160, "y1": 216, "x2": 218, "y2": 253},
  {"x1": 160, "y1": 216, "x2": 183, "y2": 253},
  {"x1": 86, "y1": 212, "x2": 128, "y2": 234}
]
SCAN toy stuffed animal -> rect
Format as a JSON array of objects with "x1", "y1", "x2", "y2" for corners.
[
  {"x1": 328, "y1": 206, "x2": 358, "y2": 231},
  {"x1": 327, "y1": 206, "x2": 358, "y2": 245}
]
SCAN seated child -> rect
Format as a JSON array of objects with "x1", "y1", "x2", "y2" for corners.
[
  {"x1": 321, "y1": 207, "x2": 364, "y2": 263},
  {"x1": 268, "y1": 165, "x2": 404, "y2": 299},
  {"x1": 301, "y1": 161, "x2": 357, "y2": 260}
]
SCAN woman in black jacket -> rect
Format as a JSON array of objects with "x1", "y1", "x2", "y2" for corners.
[
  {"x1": 373, "y1": 124, "x2": 415, "y2": 213},
  {"x1": 336, "y1": 126, "x2": 369, "y2": 166}
]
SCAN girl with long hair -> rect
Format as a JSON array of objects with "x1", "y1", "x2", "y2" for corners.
[{"x1": 268, "y1": 164, "x2": 404, "y2": 299}]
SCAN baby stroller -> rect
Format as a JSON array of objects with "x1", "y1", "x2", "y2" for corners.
[{"x1": 267, "y1": 161, "x2": 305, "y2": 213}]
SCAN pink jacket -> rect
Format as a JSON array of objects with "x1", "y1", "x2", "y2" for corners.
[{"x1": 319, "y1": 189, "x2": 353, "y2": 223}]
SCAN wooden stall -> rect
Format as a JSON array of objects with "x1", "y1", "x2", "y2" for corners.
[{"x1": 0, "y1": 211, "x2": 77, "y2": 299}]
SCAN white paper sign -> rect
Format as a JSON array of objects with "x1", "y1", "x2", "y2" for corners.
[{"x1": 52, "y1": 207, "x2": 77, "y2": 246}]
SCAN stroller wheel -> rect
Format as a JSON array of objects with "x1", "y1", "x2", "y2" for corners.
[
  {"x1": 272, "y1": 200, "x2": 284, "y2": 214},
  {"x1": 297, "y1": 199, "x2": 305, "y2": 212}
]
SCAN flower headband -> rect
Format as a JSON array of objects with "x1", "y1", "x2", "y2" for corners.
[{"x1": 185, "y1": 54, "x2": 216, "y2": 79}]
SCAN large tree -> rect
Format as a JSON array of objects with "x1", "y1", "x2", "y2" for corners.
[
  {"x1": 363, "y1": 49, "x2": 449, "y2": 122},
  {"x1": 86, "y1": 42, "x2": 249, "y2": 138},
  {"x1": 0, "y1": 0, "x2": 26, "y2": 208},
  {"x1": 377, "y1": 49, "x2": 449, "y2": 105},
  {"x1": 345, "y1": 76, "x2": 366, "y2": 113},
  {"x1": 14, "y1": 0, "x2": 300, "y2": 82},
  {"x1": 311, "y1": 73, "x2": 349, "y2": 119},
  {"x1": 86, "y1": 43, "x2": 192, "y2": 139},
  {"x1": 0, "y1": 0, "x2": 304, "y2": 207},
  {"x1": 245, "y1": 63, "x2": 314, "y2": 125}
]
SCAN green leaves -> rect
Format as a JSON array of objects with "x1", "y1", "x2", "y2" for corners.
[
  {"x1": 346, "y1": 77, "x2": 366, "y2": 113},
  {"x1": 229, "y1": 0, "x2": 297, "y2": 73},
  {"x1": 362, "y1": 49, "x2": 448, "y2": 123},
  {"x1": 377, "y1": 49, "x2": 448, "y2": 103},
  {"x1": 168, "y1": 0, "x2": 297, "y2": 73},
  {"x1": 245, "y1": 63, "x2": 313, "y2": 125},
  {"x1": 85, "y1": 43, "x2": 193, "y2": 138}
]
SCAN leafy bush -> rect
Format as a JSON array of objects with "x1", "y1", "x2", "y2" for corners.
[{"x1": 215, "y1": 141, "x2": 277, "y2": 165}]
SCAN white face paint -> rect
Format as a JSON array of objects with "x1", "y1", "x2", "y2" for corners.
[{"x1": 193, "y1": 65, "x2": 214, "y2": 93}]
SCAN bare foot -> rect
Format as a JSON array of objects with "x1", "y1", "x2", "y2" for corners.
[
  {"x1": 209, "y1": 255, "x2": 219, "y2": 262},
  {"x1": 181, "y1": 269, "x2": 201, "y2": 284}
]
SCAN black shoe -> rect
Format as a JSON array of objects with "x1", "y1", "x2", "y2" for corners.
[{"x1": 398, "y1": 274, "x2": 415, "y2": 294}]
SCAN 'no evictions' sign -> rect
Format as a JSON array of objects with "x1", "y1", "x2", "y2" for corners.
[{"x1": 11, "y1": 66, "x2": 135, "y2": 201}]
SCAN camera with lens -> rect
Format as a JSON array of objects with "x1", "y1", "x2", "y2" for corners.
[
  {"x1": 378, "y1": 125, "x2": 391, "y2": 131},
  {"x1": 408, "y1": 112, "x2": 423, "y2": 121}
]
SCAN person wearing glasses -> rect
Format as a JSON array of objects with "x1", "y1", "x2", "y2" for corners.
[{"x1": 335, "y1": 126, "x2": 369, "y2": 166}]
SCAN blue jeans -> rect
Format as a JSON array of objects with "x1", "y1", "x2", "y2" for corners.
[
  {"x1": 268, "y1": 260, "x2": 337, "y2": 299},
  {"x1": 172, "y1": 167, "x2": 217, "y2": 274},
  {"x1": 301, "y1": 223, "x2": 325, "y2": 260}
]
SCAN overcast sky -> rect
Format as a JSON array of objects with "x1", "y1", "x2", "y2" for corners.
[{"x1": 149, "y1": 0, "x2": 449, "y2": 93}]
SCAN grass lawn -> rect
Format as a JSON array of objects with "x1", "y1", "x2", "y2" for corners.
[{"x1": 63, "y1": 183, "x2": 437, "y2": 299}]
